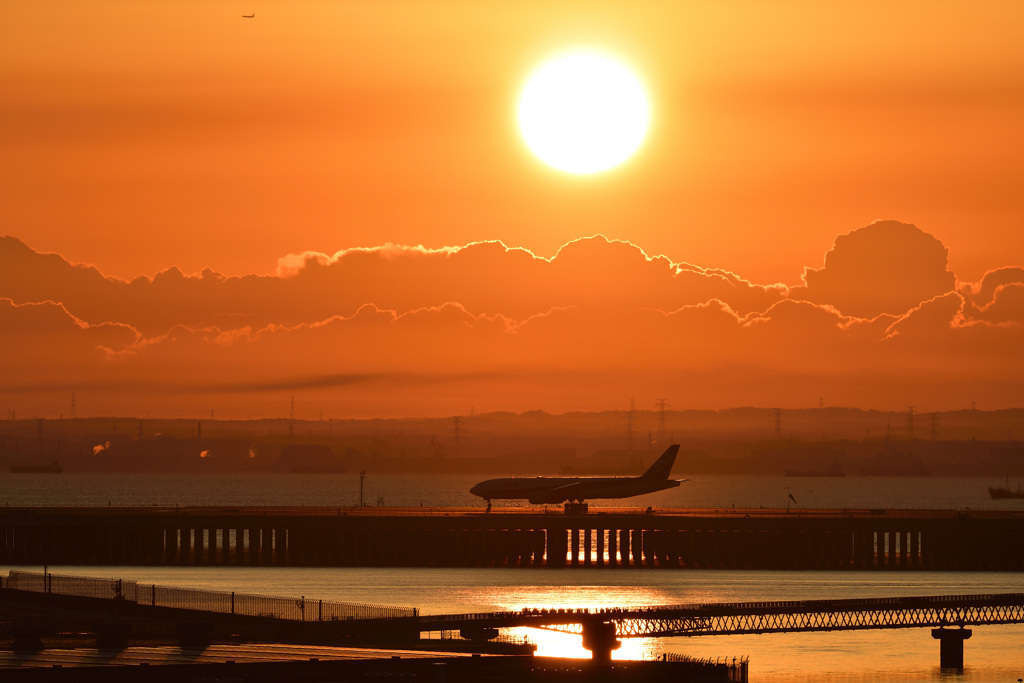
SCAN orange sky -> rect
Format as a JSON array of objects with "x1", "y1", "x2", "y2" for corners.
[{"x1": 2, "y1": 2, "x2": 1023, "y2": 418}]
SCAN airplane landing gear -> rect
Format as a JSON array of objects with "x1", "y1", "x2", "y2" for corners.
[
  {"x1": 564, "y1": 501, "x2": 589, "y2": 514},
  {"x1": 485, "y1": 499, "x2": 492, "y2": 513}
]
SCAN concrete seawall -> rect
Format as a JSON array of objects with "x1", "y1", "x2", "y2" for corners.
[{"x1": 2, "y1": 506, "x2": 1022, "y2": 570}]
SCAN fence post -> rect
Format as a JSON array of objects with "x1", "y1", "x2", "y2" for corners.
[
  {"x1": 152, "y1": 584, "x2": 156, "y2": 606},
  {"x1": 231, "y1": 591, "x2": 235, "y2": 615},
  {"x1": 319, "y1": 599, "x2": 322, "y2": 622}
]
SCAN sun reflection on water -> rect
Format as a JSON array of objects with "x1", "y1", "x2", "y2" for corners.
[
  {"x1": 504, "y1": 626, "x2": 657, "y2": 660},
  {"x1": 489, "y1": 585, "x2": 683, "y2": 660}
]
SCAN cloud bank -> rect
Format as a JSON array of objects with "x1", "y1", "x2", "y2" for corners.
[{"x1": 1, "y1": 220, "x2": 1020, "y2": 417}]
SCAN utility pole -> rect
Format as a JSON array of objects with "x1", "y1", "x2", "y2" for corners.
[
  {"x1": 906, "y1": 406, "x2": 916, "y2": 440},
  {"x1": 774, "y1": 408, "x2": 782, "y2": 439}
]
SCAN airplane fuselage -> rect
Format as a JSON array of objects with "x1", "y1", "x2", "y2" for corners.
[{"x1": 470, "y1": 475, "x2": 680, "y2": 504}]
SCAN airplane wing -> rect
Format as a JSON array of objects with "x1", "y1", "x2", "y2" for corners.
[
  {"x1": 527, "y1": 481, "x2": 586, "y2": 504},
  {"x1": 545, "y1": 482, "x2": 585, "y2": 495}
]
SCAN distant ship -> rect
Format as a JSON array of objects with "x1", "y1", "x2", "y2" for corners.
[
  {"x1": 989, "y1": 477, "x2": 1024, "y2": 500},
  {"x1": 10, "y1": 461, "x2": 63, "y2": 474}
]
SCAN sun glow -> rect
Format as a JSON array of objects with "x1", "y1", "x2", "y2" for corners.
[{"x1": 518, "y1": 50, "x2": 649, "y2": 174}]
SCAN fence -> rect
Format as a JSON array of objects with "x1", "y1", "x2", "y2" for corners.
[
  {"x1": 5, "y1": 570, "x2": 417, "y2": 621},
  {"x1": 662, "y1": 653, "x2": 749, "y2": 682}
]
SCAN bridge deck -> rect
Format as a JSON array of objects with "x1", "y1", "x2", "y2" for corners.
[{"x1": 421, "y1": 593, "x2": 1024, "y2": 637}]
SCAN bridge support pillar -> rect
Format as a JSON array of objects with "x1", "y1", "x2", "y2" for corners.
[
  {"x1": 932, "y1": 627, "x2": 971, "y2": 669},
  {"x1": 581, "y1": 618, "x2": 620, "y2": 663}
]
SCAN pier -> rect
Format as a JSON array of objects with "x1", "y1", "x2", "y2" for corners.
[{"x1": 2, "y1": 506, "x2": 1023, "y2": 570}]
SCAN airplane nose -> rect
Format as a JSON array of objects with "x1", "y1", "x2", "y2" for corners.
[{"x1": 469, "y1": 484, "x2": 482, "y2": 497}]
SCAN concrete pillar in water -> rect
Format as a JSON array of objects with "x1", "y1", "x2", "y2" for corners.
[
  {"x1": 180, "y1": 528, "x2": 192, "y2": 565},
  {"x1": 253, "y1": 528, "x2": 264, "y2": 565},
  {"x1": 547, "y1": 528, "x2": 567, "y2": 568},
  {"x1": 162, "y1": 529, "x2": 172, "y2": 565},
  {"x1": 533, "y1": 529, "x2": 546, "y2": 567},
  {"x1": 581, "y1": 618, "x2": 620, "y2": 662},
  {"x1": 931, "y1": 627, "x2": 971, "y2": 669}
]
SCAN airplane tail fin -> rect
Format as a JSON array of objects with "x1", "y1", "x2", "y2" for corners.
[{"x1": 641, "y1": 444, "x2": 679, "y2": 480}]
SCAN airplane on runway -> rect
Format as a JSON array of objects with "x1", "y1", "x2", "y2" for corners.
[{"x1": 470, "y1": 444, "x2": 684, "y2": 511}]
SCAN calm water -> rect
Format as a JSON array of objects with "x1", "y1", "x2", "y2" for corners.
[{"x1": 3, "y1": 473, "x2": 1023, "y2": 682}]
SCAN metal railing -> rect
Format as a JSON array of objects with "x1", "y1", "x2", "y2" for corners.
[{"x1": 4, "y1": 570, "x2": 417, "y2": 621}]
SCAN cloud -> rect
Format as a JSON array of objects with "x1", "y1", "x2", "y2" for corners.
[
  {"x1": 960, "y1": 266, "x2": 1024, "y2": 307},
  {"x1": 0, "y1": 222, "x2": 1021, "y2": 416},
  {"x1": 884, "y1": 292, "x2": 966, "y2": 340},
  {"x1": 791, "y1": 220, "x2": 957, "y2": 318},
  {"x1": 0, "y1": 298, "x2": 138, "y2": 388},
  {"x1": 973, "y1": 283, "x2": 1024, "y2": 324},
  {"x1": 0, "y1": 234, "x2": 786, "y2": 335}
]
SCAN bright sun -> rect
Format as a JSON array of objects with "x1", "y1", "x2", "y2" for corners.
[{"x1": 518, "y1": 50, "x2": 649, "y2": 174}]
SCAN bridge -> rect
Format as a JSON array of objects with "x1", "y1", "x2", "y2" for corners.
[
  {"x1": 421, "y1": 593, "x2": 1024, "y2": 666},
  {"x1": 4, "y1": 570, "x2": 1021, "y2": 670},
  {"x1": 3, "y1": 505, "x2": 1024, "y2": 570}
]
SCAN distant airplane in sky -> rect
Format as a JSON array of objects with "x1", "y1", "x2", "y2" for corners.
[
  {"x1": 242, "y1": 13, "x2": 254, "y2": 18},
  {"x1": 470, "y1": 444, "x2": 683, "y2": 507}
]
